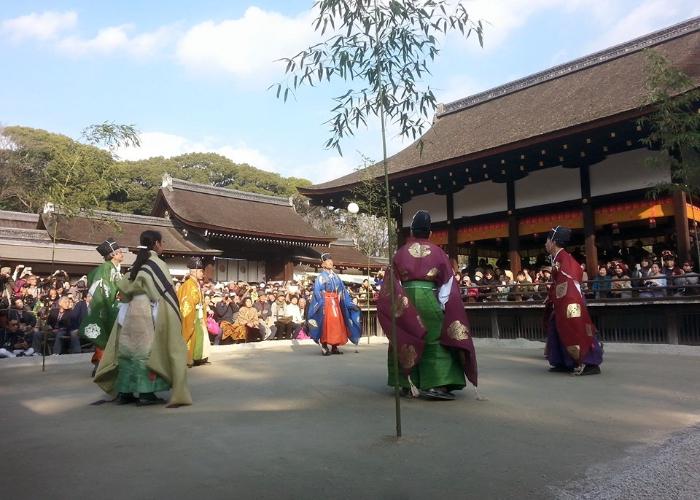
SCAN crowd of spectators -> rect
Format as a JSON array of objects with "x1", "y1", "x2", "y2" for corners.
[
  {"x1": 1, "y1": 262, "x2": 384, "y2": 357},
  {"x1": 3, "y1": 243, "x2": 698, "y2": 358},
  {"x1": 190, "y1": 270, "x2": 383, "y2": 345},
  {"x1": 1, "y1": 265, "x2": 90, "y2": 358},
  {"x1": 457, "y1": 245, "x2": 699, "y2": 302}
]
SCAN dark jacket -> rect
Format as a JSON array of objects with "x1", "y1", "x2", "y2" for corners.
[{"x1": 214, "y1": 300, "x2": 238, "y2": 323}]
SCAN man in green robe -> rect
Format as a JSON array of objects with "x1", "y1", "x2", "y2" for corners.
[{"x1": 79, "y1": 238, "x2": 123, "y2": 375}]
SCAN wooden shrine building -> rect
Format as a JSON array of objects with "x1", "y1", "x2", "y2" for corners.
[
  {"x1": 298, "y1": 18, "x2": 700, "y2": 274},
  {"x1": 152, "y1": 175, "x2": 335, "y2": 281}
]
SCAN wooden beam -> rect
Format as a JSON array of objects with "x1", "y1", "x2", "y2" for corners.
[
  {"x1": 446, "y1": 192, "x2": 457, "y2": 261},
  {"x1": 672, "y1": 190, "x2": 691, "y2": 263},
  {"x1": 580, "y1": 164, "x2": 598, "y2": 274}
]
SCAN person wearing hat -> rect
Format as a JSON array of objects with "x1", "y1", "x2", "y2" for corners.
[
  {"x1": 94, "y1": 230, "x2": 191, "y2": 407},
  {"x1": 377, "y1": 210, "x2": 478, "y2": 400},
  {"x1": 307, "y1": 253, "x2": 361, "y2": 355},
  {"x1": 79, "y1": 238, "x2": 124, "y2": 374},
  {"x1": 177, "y1": 257, "x2": 210, "y2": 366},
  {"x1": 544, "y1": 226, "x2": 603, "y2": 376}
]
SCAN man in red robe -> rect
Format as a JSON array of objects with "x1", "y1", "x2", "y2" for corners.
[{"x1": 544, "y1": 226, "x2": 603, "y2": 375}]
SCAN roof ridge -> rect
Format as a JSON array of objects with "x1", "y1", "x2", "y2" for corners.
[
  {"x1": 52, "y1": 208, "x2": 175, "y2": 227},
  {"x1": 0, "y1": 210, "x2": 40, "y2": 221},
  {"x1": 164, "y1": 175, "x2": 293, "y2": 207},
  {"x1": 439, "y1": 16, "x2": 700, "y2": 117}
]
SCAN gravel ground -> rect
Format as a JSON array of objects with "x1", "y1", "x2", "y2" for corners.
[
  {"x1": 1, "y1": 339, "x2": 699, "y2": 499},
  {"x1": 554, "y1": 425, "x2": 700, "y2": 499}
]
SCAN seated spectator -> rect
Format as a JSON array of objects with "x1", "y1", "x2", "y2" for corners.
[
  {"x1": 591, "y1": 266, "x2": 612, "y2": 299},
  {"x1": 214, "y1": 293, "x2": 238, "y2": 324},
  {"x1": 533, "y1": 267, "x2": 551, "y2": 300},
  {"x1": 286, "y1": 295, "x2": 305, "y2": 339},
  {"x1": 640, "y1": 262, "x2": 667, "y2": 299},
  {"x1": 677, "y1": 261, "x2": 699, "y2": 296},
  {"x1": 632, "y1": 255, "x2": 653, "y2": 288},
  {"x1": 222, "y1": 297, "x2": 262, "y2": 343},
  {"x1": 496, "y1": 271, "x2": 512, "y2": 302},
  {"x1": 8, "y1": 298, "x2": 37, "y2": 329},
  {"x1": 511, "y1": 271, "x2": 532, "y2": 302},
  {"x1": 610, "y1": 263, "x2": 633, "y2": 299},
  {"x1": 0, "y1": 314, "x2": 39, "y2": 358},
  {"x1": 49, "y1": 296, "x2": 81, "y2": 354},
  {"x1": 481, "y1": 269, "x2": 498, "y2": 301},
  {"x1": 271, "y1": 295, "x2": 294, "y2": 340},
  {"x1": 661, "y1": 252, "x2": 684, "y2": 294},
  {"x1": 254, "y1": 293, "x2": 274, "y2": 340}
]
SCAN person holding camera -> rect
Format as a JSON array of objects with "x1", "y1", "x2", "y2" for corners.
[{"x1": 639, "y1": 262, "x2": 667, "y2": 299}]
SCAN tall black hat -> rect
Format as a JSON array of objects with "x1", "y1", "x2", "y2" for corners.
[
  {"x1": 96, "y1": 238, "x2": 120, "y2": 258},
  {"x1": 547, "y1": 226, "x2": 571, "y2": 246},
  {"x1": 410, "y1": 210, "x2": 431, "y2": 236},
  {"x1": 320, "y1": 253, "x2": 332, "y2": 262},
  {"x1": 187, "y1": 257, "x2": 204, "y2": 269}
]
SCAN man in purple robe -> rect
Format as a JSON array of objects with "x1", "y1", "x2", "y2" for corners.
[{"x1": 378, "y1": 210, "x2": 477, "y2": 400}]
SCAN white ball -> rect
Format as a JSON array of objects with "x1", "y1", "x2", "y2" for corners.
[{"x1": 347, "y1": 202, "x2": 359, "y2": 214}]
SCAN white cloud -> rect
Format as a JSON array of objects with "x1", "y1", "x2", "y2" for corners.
[
  {"x1": 435, "y1": 74, "x2": 487, "y2": 105},
  {"x1": 113, "y1": 130, "x2": 359, "y2": 183},
  {"x1": 114, "y1": 131, "x2": 278, "y2": 172},
  {"x1": 296, "y1": 155, "x2": 358, "y2": 184},
  {"x1": 176, "y1": 6, "x2": 317, "y2": 81},
  {"x1": 57, "y1": 24, "x2": 175, "y2": 58},
  {"x1": 588, "y1": 0, "x2": 700, "y2": 52},
  {"x1": 1, "y1": 10, "x2": 77, "y2": 41}
]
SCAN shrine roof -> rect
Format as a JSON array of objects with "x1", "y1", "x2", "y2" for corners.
[
  {"x1": 300, "y1": 17, "x2": 700, "y2": 196},
  {"x1": 153, "y1": 176, "x2": 332, "y2": 244},
  {"x1": 38, "y1": 209, "x2": 220, "y2": 256}
]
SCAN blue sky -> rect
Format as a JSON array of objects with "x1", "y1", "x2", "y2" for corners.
[{"x1": 1, "y1": 1, "x2": 699, "y2": 184}]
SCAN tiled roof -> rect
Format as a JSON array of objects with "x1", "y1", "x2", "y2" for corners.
[
  {"x1": 39, "y1": 210, "x2": 220, "y2": 255},
  {"x1": 0, "y1": 210, "x2": 40, "y2": 230},
  {"x1": 154, "y1": 176, "x2": 332, "y2": 244},
  {"x1": 300, "y1": 17, "x2": 700, "y2": 195}
]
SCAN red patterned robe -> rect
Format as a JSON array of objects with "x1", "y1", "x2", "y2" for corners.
[{"x1": 547, "y1": 248, "x2": 599, "y2": 365}]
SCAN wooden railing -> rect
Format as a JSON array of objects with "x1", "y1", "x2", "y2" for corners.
[{"x1": 359, "y1": 296, "x2": 700, "y2": 345}]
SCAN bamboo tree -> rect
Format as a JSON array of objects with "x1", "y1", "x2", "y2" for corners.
[
  {"x1": 273, "y1": 0, "x2": 483, "y2": 438},
  {"x1": 640, "y1": 50, "x2": 700, "y2": 266}
]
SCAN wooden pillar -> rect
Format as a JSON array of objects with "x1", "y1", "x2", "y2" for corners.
[
  {"x1": 580, "y1": 164, "x2": 598, "y2": 274},
  {"x1": 393, "y1": 209, "x2": 405, "y2": 249},
  {"x1": 672, "y1": 190, "x2": 691, "y2": 263},
  {"x1": 283, "y1": 260, "x2": 294, "y2": 281},
  {"x1": 506, "y1": 178, "x2": 521, "y2": 274},
  {"x1": 446, "y1": 192, "x2": 458, "y2": 262}
]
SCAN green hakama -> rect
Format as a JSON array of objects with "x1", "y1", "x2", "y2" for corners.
[{"x1": 388, "y1": 281, "x2": 466, "y2": 391}]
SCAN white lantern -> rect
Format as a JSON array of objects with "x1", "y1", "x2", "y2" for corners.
[{"x1": 347, "y1": 202, "x2": 359, "y2": 214}]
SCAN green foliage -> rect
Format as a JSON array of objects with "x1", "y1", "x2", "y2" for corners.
[
  {"x1": 0, "y1": 126, "x2": 116, "y2": 213},
  {"x1": 273, "y1": 0, "x2": 483, "y2": 155},
  {"x1": 0, "y1": 126, "x2": 312, "y2": 216},
  {"x1": 110, "y1": 152, "x2": 310, "y2": 214},
  {"x1": 640, "y1": 49, "x2": 700, "y2": 196}
]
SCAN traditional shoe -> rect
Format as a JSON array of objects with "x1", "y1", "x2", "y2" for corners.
[
  {"x1": 420, "y1": 388, "x2": 456, "y2": 401},
  {"x1": 116, "y1": 393, "x2": 138, "y2": 405},
  {"x1": 322, "y1": 349, "x2": 331, "y2": 356},
  {"x1": 331, "y1": 347, "x2": 343, "y2": 355},
  {"x1": 548, "y1": 365, "x2": 573, "y2": 373},
  {"x1": 137, "y1": 393, "x2": 166, "y2": 406},
  {"x1": 574, "y1": 364, "x2": 601, "y2": 376}
]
